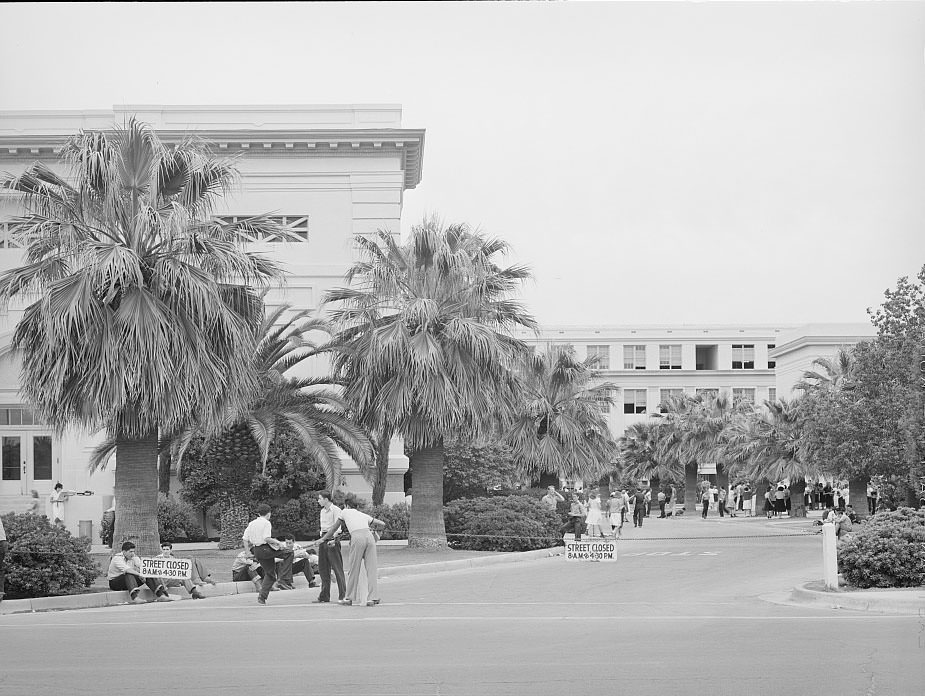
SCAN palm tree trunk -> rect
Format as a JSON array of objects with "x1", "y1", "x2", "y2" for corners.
[
  {"x1": 217, "y1": 495, "x2": 250, "y2": 550},
  {"x1": 157, "y1": 452, "x2": 171, "y2": 496},
  {"x1": 848, "y1": 476, "x2": 868, "y2": 519},
  {"x1": 113, "y1": 434, "x2": 160, "y2": 556},
  {"x1": 684, "y1": 464, "x2": 698, "y2": 513},
  {"x1": 408, "y1": 444, "x2": 448, "y2": 549},
  {"x1": 371, "y1": 428, "x2": 393, "y2": 506},
  {"x1": 789, "y1": 479, "x2": 807, "y2": 518}
]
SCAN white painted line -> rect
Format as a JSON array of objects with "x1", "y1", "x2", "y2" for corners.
[{"x1": 2, "y1": 614, "x2": 920, "y2": 628}]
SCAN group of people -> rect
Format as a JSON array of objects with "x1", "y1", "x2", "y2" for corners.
[
  {"x1": 103, "y1": 491, "x2": 387, "y2": 607},
  {"x1": 242, "y1": 492, "x2": 386, "y2": 607},
  {"x1": 546, "y1": 484, "x2": 679, "y2": 541}
]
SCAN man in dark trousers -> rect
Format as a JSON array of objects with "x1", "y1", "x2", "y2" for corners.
[
  {"x1": 314, "y1": 492, "x2": 346, "y2": 604},
  {"x1": 632, "y1": 488, "x2": 646, "y2": 528},
  {"x1": 242, "y1": 503, "x2": 293, "y2": 606}
]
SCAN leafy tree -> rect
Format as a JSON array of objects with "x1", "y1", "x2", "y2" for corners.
[
  {"x1": 619, "y1": 420, "x2": 682, "y2": 487},
  {"x1": 504, "y1": 347, "x2": 618, "y2": 489},
  {"x1": 443, "y1": 440, "x2": 521, "y2": 503},
  {"x1": 0, "y1": 119, "x2": 284, "y2": 554},
  {"x1": 326, "y1": 220, "x2": 536, "y2": 548},
  {"x1": 177, "y1": 305, "x2": 371, "y2": 548}
]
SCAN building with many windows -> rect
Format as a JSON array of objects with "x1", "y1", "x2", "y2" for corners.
[{"x1": 0, "y1": 105, "x2": 424, "y2": 539}]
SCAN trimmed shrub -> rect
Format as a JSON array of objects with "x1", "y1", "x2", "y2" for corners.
[
  {"x1": 157, "y1": 495, "x2": 207, "y2": 543},
  {"x1": 443, "y1": 495, "x2": 561, "y2": 552},
  {"x1": 0, "y1": 512, "x2": 99, "y2": 598},
  {"x1": 838, "y1": 507, "x2": 925, "y2": 588},
  {"x1": 372, "y1": 503, "x2": 410, "y2": 540}
]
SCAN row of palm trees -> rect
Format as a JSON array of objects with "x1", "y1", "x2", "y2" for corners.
[
  {"x1": 0, "y1": 119, "x2": 620, "y2": 553},
  {"x1": 618, "y1": 352, "x2": 855, "y2": 515}
]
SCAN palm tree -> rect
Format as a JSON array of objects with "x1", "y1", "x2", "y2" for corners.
[
  {"x1": 505, "y1": 346, "x2": 619, "y2": 485},
  {"x1": 176, "y1": 304, "x2": 374, "y2": 548},
  {"x1": 619, "y1": 420, "x2": 681, "y2": 486},
  {"x1": 0, "y1": 119, "x2": 285, "y2": 554},
  {"x1": 325, "y1": 219, "x2": 536, "y2": 548},
  {"x1": 724, "y1": 398, "x2": 818, "y2": 517}
]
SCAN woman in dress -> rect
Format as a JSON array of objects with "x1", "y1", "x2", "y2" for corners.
[
  {"x1": 585, "y1": 492, "x2": 605, "y2": 538},
  {"x1": 609, "y1": 492, "x2": 624, "y2": 537},
  {"x1": 774, "y1": 485, "x2": 787, "y2": 517},
  {"x1": 764, "y1": 485, "x2": 774, "y2": 519}
]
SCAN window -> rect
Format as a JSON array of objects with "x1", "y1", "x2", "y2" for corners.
[
  {"x1": 659, "y1": 388, "x2": 683, "y2": 413},
  {"x1": 216, "y1": 215, "x2": 309, "y2": 243},
  {"x1": 696, "y1": 388, "x2": 719, "y2": 400},
  {"x1": 731, "y1": 344, "x2": 755, "y2": 370},
  {"x1": 586, "y1": 345, "x2": 610, "y2": 370},
  {"x1": 768, "y1": 387, "x2": 777, "y2": 403},
  {"x1": 0, "y1": 408, "x2": 44, "y2": 426},
  {"x1": 659, "y1": 345, "x2": 682, "y2": 370},
  {"x1": 0, "y1": 220, "x2": 24, "y2": 248},
  {"x1": 596, "y1": 388, "x2": 613, "y2": 414},
  {"x1": 767, "y1": 344, "x2": 776, "y2": 369},
  {"x1": 623, "y1": 345, "x2": 646, "y2": 370},
  {"x1": 623, "y1": 389, "x2": 647, "y2": 414},
  {"x1": 732, "y1": 388, "x2": 756, "y2": 405}
]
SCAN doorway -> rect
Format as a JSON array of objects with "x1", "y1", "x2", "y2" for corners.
[{"x1": 0, "y1": 432, "x2": 55, "y2": 496}]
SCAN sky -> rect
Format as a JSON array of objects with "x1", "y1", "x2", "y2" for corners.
[{"x1": 1, "y1": 2, "x2": 924, "y2": 327}]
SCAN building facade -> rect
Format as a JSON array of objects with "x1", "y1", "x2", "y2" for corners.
[{"x1": 0, "y1": 105, "x2": 424, "y2": 539}]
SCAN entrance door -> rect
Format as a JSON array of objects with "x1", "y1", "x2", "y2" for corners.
[{"x1": 0, "y1": 433, "x2": 55, "y2": 496}]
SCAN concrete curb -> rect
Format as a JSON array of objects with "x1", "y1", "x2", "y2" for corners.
[
  {"x1": 0, "y1": 546, "x2": 563, "y2": 616},
  {"x1": 790, "y1": 582, "x2": 925, "y2": 615}
]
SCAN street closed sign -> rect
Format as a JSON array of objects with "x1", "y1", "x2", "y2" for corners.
[
  {"x1": 566, "y1": 541, "x2": 617, "y2": 561},
  {"x1": 141, "y1": 557, "x2": 192, "y2": 579}
]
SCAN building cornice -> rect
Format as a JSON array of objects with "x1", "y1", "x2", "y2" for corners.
[
  {"x1": 0, "y1": 128, "x2": 426, "y2": 190},
  {"x1": 770, "y1": 335, "x2": 875, "y2": 360}
]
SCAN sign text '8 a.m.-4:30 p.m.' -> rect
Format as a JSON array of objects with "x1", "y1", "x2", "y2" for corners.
[
  {"x1": 566, "y1": 541, "x2": 617, "y2": 562},
  {"x1": 140, "y1": 557, "x2": 192, "y2": 579}
]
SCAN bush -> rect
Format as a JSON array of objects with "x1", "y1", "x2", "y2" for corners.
[
  {"x1": 258, "y1": 492, "x2": 323, "y2": 541},
  {"x1": 838, "y1": 507, "x2": 925, "y2": 588},
  {"x1": 157, "y1": 495, "x2": 208, "y2": 543},
  {"x1": 443, "y1": 495, "x2": 561, "y2": 552},
  {"x1": 0, "y1": 512, "x2": 99, "y2": 598},
  {"x1": 372, "y1": 503, "x2": 410, "y2": 540}
]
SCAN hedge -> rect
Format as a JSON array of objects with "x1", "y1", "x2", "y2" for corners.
[
  {"x1": 838, "y1": 507, "x2": 925, "y2": 588},
  {"x1": 443, "y1": 495, "x2": 562, "y2": 552}
]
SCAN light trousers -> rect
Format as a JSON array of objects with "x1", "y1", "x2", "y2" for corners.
[{"x1": 345, "y1": 530, "x2": 379, "y2": 603}]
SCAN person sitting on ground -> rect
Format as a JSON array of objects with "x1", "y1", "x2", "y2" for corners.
[
  {"x1": 844, "y1": 505, "x2": 860, "y2": 525},
  {"x1": 275, "y1": 532, "x2": 319, "y2": 590},
  {"x1": 231, "y1": 549, "x2": 264, "y2": 593},
  {"x1": 834, "y1": 509, "x2": 853, "y2": 539},
  {"x1": 107, "y1": 541, "x2": 171, "y2": 603},
  {"x1": 156, "y1": 542, "x2": 214, "y2": 600}
]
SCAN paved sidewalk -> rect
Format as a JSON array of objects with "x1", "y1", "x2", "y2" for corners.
[{"x1": 790, "y1": 581, "x2": 925, "y2": 615}]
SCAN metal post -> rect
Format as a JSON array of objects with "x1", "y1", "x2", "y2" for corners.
[{"x1": 821, "y1": 522, "x2": 838, "y2": 590}]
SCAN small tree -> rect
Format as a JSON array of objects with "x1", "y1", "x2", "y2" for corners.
[{"x1": 443, "y1": 440, "x2": 520, "y2": 502}]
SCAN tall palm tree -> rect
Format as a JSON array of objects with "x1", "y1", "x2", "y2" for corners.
[
  {"x1": 175, "y1": 304, "x2": 374, "y2": 548},
  {"x1": 724, "y1": 398, "x2": 818, "y2": 517},
  {"x1": 325, "y1": 219, "x2": 536, "y2": 548},
  {"x1": 0, "y1": 119, "x2": 285, "y2": 554},
  {"x1": 505, "y1": 346, "x2": 618, "y2": 484}
]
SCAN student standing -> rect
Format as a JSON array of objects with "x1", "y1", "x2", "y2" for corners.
[
  {"x1": 318, "y1": 495, "x2": 386, "y2": 606},
  {"x1": 315, "y1": 492, "x2": 346, "y2": 604}
]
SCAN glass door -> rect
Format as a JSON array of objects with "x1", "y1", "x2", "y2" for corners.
[
  {"x1": 0, "y1": 434, "x2": 24, "y2": 495},
  {"x1": 0, "y1": 434, "x2": 55, "y2": 496}
]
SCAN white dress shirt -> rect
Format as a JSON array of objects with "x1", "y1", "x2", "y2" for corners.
[
  {"x1": 319, "y1": 505, "x2": 342, "y2": 535},
  {"x1": 242, "y1": 516, "x2": 272, "y2": 547}
]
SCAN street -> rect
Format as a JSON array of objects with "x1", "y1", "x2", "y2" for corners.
[{"x1": 1, "y1": 521, "x2": 922, "y2": 695}]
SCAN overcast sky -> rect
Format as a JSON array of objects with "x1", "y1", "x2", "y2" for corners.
[{"x1": 1, "y1": 2, "x2": 923, "y2": 327}]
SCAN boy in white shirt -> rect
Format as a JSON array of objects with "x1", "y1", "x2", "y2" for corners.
[{"x1": 107, "y1": 541, "x2": 170, "y2": 603}]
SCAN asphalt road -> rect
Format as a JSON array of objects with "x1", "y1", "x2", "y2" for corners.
[{"x1": 1, "y1": 519, "x2": 922, "y2": 696}]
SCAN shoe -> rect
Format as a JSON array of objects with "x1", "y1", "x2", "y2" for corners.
[
  {"x1": 277, "y1": 583, "x2": 294, "y2": 591},
  {"x1": 191, "y1": 590, "x2": 205, "y2": 600},
  {"x1": 338, "y1": 599, "x2": 352, "y2": 606},
  {"x1": 257, "y1": 598, "x2": 267, "y2": 606},
  {"x1": 312, "y1": 598, "x2": 330, "y2": 603},
  {"x1": 132, "y1": 596, "x2": 147, "y2": 604},
  {"x1": 366, "y1": 599, "x2": 380, "y2": 606},
  {"x1": 156, "y1": 593, "x2": 172, "y2": 602}
]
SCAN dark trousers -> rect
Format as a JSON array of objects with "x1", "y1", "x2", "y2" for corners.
[
  {"x1": 280, "y1": 558, "x2": 317, "y2": 586},
  {"x1": 232, "y1": 567, "x2": 262, "y2": 583},
  {"x1": 108, "y1": 573, "x2": 166, "y2": 596},
  {"x1": 702, "y1": 501, "x2": 709, "y2": 518},
  {"x1": 633, "y1": 507, "x2": 644, "y2": 527},
  {"x1": 0, "y1": 539, "x2": 7, "y2": 596},
  {"x1": 317, "y1": 539, "x2": 345, "y2": 601},
  {"x1": 255, "y1": 546, "x2": 293, "y2": 602},
  {"x1": 559, "y1": 517, "x2": 583, "y2": 541},
  {"x1": 868, "y1": 497, "x2": 877, "y2": 515},
  {"x1": 718, "y1": 501, "x2": 726, "y2": 517},
  {"x1": 658, "y1": 502, "x2": 666, "y2": 517}
]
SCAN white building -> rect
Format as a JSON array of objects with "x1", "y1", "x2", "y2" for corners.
[
  {"x1": 771, "y1": 322, "x2": 877, "y2": 396},
  {"x1": 0, "y1": 105, "x2": 423, "y2": 539}
]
